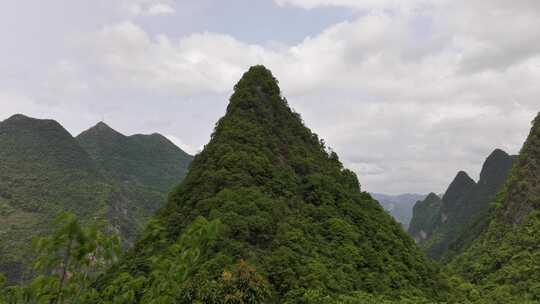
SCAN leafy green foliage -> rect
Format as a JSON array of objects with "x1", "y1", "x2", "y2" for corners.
[
  {"x1": 0, "y1": 212, "x2": 120, "y2": 304},
  {"x1": 102, "y1": 66, "x2": 448, "y2": 302}
]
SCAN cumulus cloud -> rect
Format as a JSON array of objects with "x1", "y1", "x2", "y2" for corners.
[
  {"x1": 74, "y1": 21, "x2": 271, "y2": 95},
  {"x1": 3, "y1": 0, "x2": 539, "y2": 193}
]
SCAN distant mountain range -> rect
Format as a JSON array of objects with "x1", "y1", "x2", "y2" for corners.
[
  {"x1": 0, "y1": 114, "x2": 192, "y2": 283},
  {"x1": 370, "y1": 193, "x2": 426, "y2": 229}
]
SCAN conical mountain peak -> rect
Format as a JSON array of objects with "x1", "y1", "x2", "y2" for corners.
[
  {"x1": 110, "y1": 66, "x2": 446, "y2": 302},
  {"x1": 226, "y1": 65, "x2": 284, "y2": 116},
  {"x1": 442, "y1": 171, "x2": 475, "y2": 204},
  {"x1": 425, "y1": 192, "x2": 441, "y2": 202},
  {"x1": 94, "y1": 121, "x2": 113, "y2": 130},
  {"x1": 78, "y1": 121, "x2": 125, "y2": 140},
  {"x1": 479, "y1": 148, "x2": 513, "y2": 185},
  {"x1": 234, "y1": 65, "x2": 280, "y2": 95}
]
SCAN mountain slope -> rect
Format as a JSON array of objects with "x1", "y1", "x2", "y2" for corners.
[
  {"x1": 76, "y1": 122, "x2": 193, "y2": 217},
  {"x1": 371, "y1": 193, "x2": 426, "y2": 228},
  {"x1": 452, "y1": 113, "x2": 540, "y2": 301},
  {"x1": 408, "y1": 193, "x2": 443, "y2": 243},
  {"x1": 106, "y1": 66, "x2": 448, "y2": 302},
  {"x1": 0, "y1": 115, "x2": 193, "y2": 284},
  {"x1": 408, "y1": 150, "x2": 514, "y2": 259},
  {"x1": 0, "y1": 115, "x2": 115, "y2": 283},
  {"x1": 77, "y1": 122, "x2": 192, "y2": 193}
]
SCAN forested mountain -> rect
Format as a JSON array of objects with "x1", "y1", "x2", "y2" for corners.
[
  {"x1": 371, "y1": 193, "x2": 426, "y2": 228},
  {"x1": 77, "y1": 122, "x2": 193, "y2": 229},
  {"x1": 77, "y1": 121, "x2": 192, "y2": 194},
  {"x1": 451, "y1": 113, "x2": 540, "y2": 302},
  {"x1": 408, "y1": 150, "x2": 515, "y2": 259},
  {"x1": 98, "y1": 66, "x2": 448, "y2": 303},
  {"x1": 408, "y1": 193, "x2": 443, "y2": 243},
  {"x1": 0, "y1": 115, "x2": 192, "y2": 284}
]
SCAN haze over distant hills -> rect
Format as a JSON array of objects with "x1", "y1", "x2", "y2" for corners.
[
  {"x1": 371, "y1": 193, "x2": 426, "y2": 229},
  {"x1": 0, "y1": 114, "x2": 192, "y2": 283}
]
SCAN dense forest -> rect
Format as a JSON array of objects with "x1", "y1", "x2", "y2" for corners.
[{"x1": 0, "y1": 66, "x2": 539, "y2": 303}]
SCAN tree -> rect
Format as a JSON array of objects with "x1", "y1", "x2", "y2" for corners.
[{"x1": 1, "y1": 212, "x2": 120, "y2": 304}]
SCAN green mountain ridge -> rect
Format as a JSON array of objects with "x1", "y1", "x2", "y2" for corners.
[
  {"x1": 0, "y1": 114, "x2": 192, "y2": 284},
  {"x1": 77, "y1": 121, "x2": 192, "y2": 193},
  {"x1": 102, "y1": 66, "x2": 448, "y2": 302},
  {"x1": 451, "y1": 113, "x2": 540, "y2": 302},
  {"x1": 408, "y1": 149, "x2": 515, "y2": 260},
  {"x1": 76, "y1": 121, "x2": 193, "y2": 220}
]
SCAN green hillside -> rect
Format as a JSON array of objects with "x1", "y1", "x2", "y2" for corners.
[
  {"x1": 0, "y1": 115, "x2": 115, "y2": 283},
  {"x1": 76, "y1": 122, "x2": 193, "y2": 229},
  {"x1": 100, "y1": 66, "x2": 448, "y2": 303},
  {"x1": 77, "y1": 122, "x2": 192, "y2": 193},
  {"x1": 452, "y1": 113, "x2": 540, "y2": 302},
  {"x1": 0, "y1": 115, "x2": 192, "y2": 284}
]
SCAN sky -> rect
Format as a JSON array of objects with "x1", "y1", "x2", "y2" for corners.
[{"x1": 1, "y1": 0, "x2": 539, "y2": 194}]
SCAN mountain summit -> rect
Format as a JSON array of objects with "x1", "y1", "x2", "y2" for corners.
[
  {"x1": 452, "y1": 113, "x2": 540, "y2": 301},
  {"x1": 0, "y1": 115, "x2": 111, "y2": 282},
  {"x1": 408, "y1": 149, "x2": 515, "y2": 259},
  {"x1": 77, "y1": 122, "x2": 192, "y2": 193},
  {"x1": 108, "y1": 66, "x2": 446, "y2": 302}
]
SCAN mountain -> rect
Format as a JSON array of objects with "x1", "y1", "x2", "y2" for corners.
[
  {"x1": 371, "y1": 193, "x2": 426, "y2": 228},
  {"x1": 76, "y1": 122, "x2": 193, "y2": 221},
  {"x1": 0, "y1": 114, "x2": 115, "y2": 283},
  {"x1": 408, "y1": 193, "x2": 443, "y2": 243},
  {"x1": 102, "y1": 66, "x2": 448, "y2": 302},
  {"x1": 408, "y1": 150, "x2": 515, "y2": 259},
  {"x1": 0, "y1": 115, "x2": 192, "y2": 283},
  {"x1": 451, "y1": 113, "x2": 540, "y2": 301},
  {"x1": 76, "y1": 122, "x2": 192, "y2": 194}
]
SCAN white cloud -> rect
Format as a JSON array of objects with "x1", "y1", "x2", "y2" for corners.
[{"x1": 8, "y1": 0, "x2": 539, "y2": 193}]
